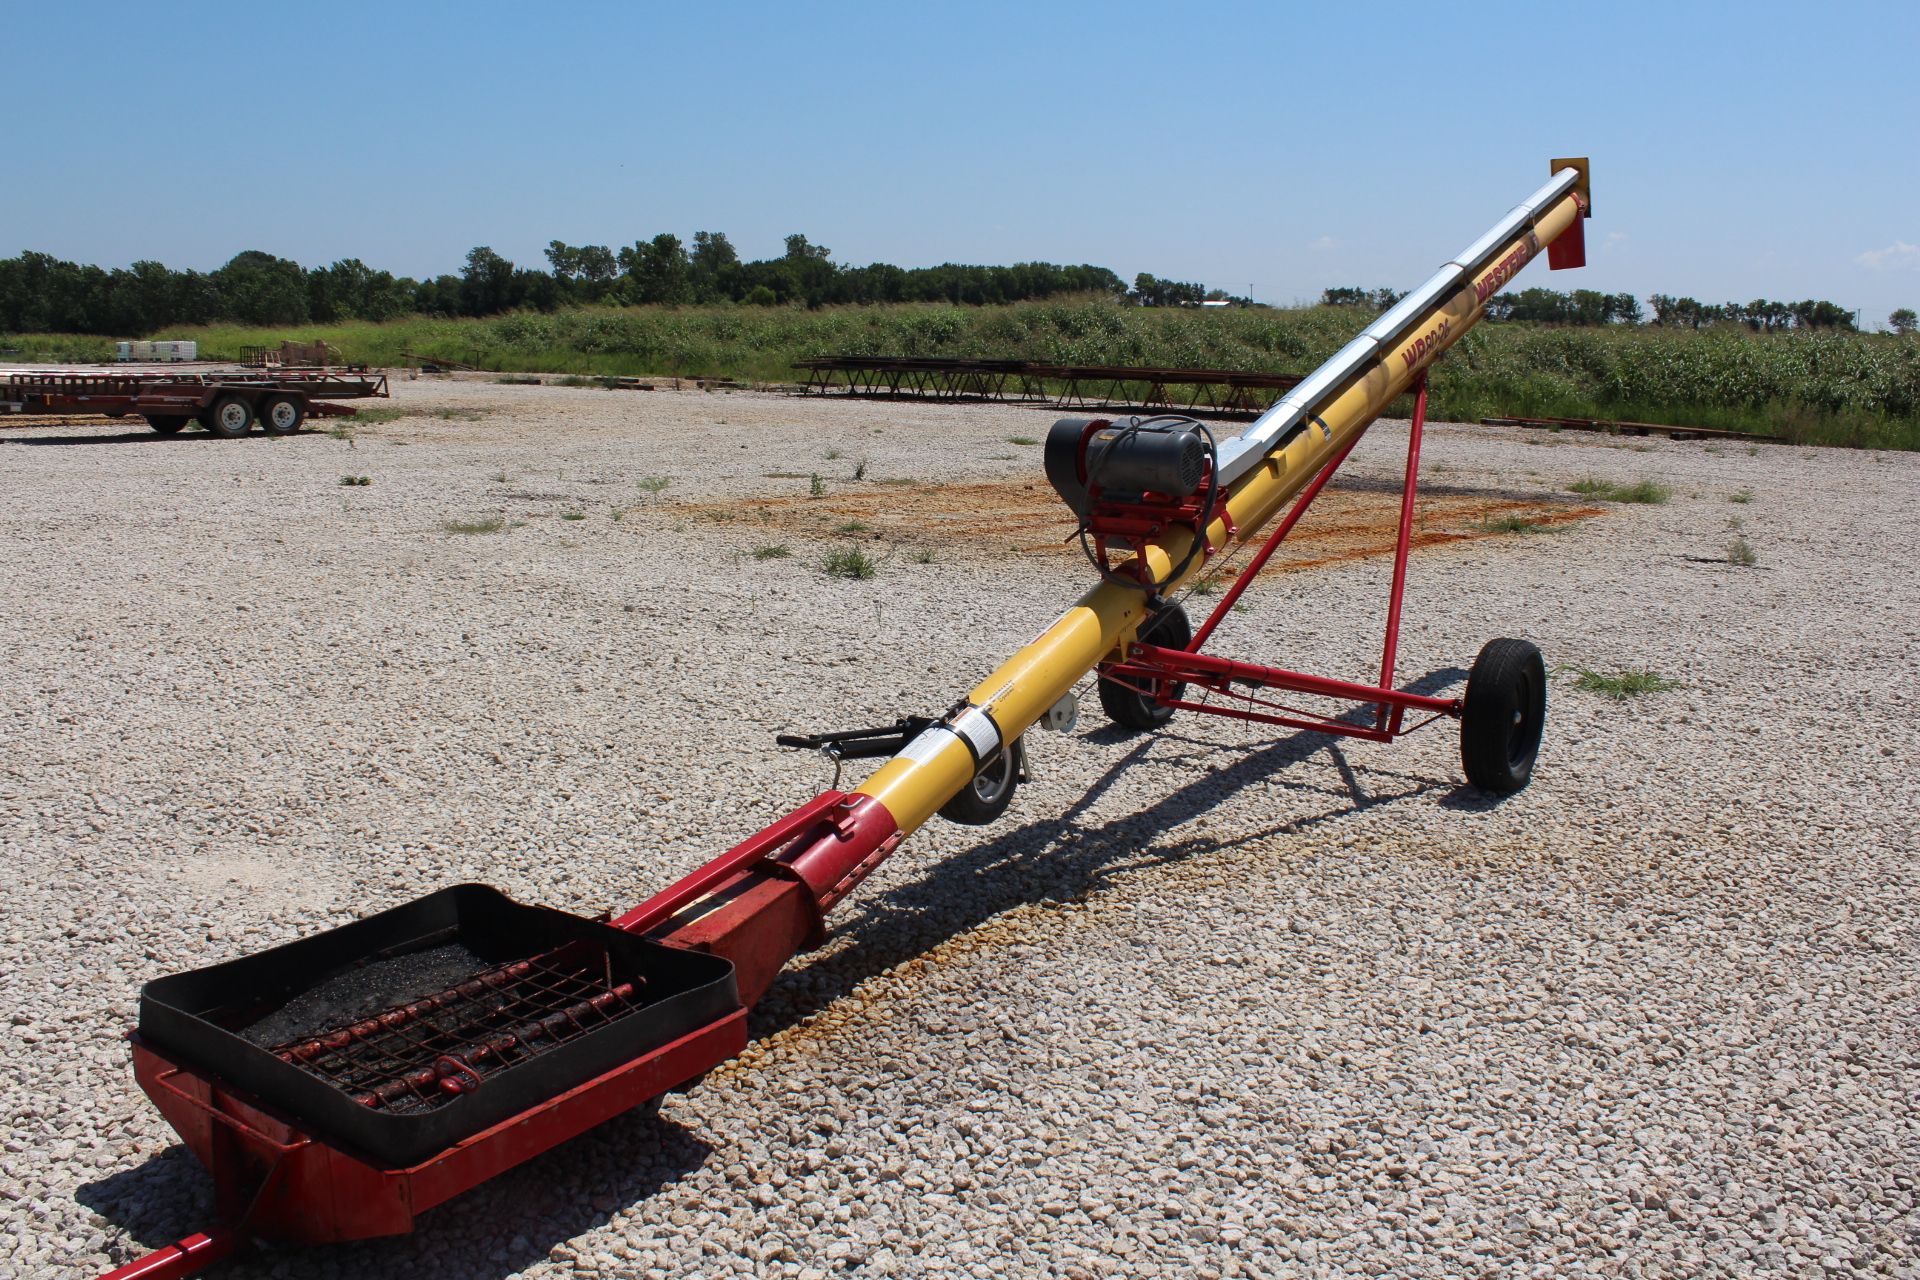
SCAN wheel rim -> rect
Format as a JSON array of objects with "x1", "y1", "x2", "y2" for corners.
[
  {"x1": 219, "y1": 403, "x2": 247, "y2": 430},
  {"x1": 270, "y1": 402, "x2": 296, "y2": 429},
  {"x1": 1507, "y1": 671, "x2": 1537, "y2": 767},
  {"x1": 971, "y1": 753, "x2": 1013, "y2": 803}
]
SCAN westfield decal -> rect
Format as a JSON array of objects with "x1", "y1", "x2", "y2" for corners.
[{"x1": 1474, "y1": 234, "x2": 1540, "y2": 304}]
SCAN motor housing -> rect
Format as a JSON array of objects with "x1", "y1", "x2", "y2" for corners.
[{"x1": 1045, "y1": 416, "x2": 1209, "y2": 517}]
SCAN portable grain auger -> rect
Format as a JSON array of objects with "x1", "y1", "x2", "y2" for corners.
[{"x1": 102, "y1": 158, "x2": 1592, "y2": 1279}]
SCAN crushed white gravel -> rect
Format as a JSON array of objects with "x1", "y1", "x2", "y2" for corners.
[{"x1": 2, "y1": 377, "x2": 1916, "y2": 1279}]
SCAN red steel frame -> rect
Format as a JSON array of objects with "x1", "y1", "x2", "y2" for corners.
[{"x1": 1102, "y1": 373, "x2": 1461, "y2": 742}]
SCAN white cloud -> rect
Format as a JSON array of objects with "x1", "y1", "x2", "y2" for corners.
[
  {"x1": 1308, "y1": 235, "x2": 1339, "y2": 253},
  {"x1": 1855, "y1": 240, "x2": 1920, "y2": 271},
  {"x1": 1601, "y1": 230, "x2": 1628, "y2": 252}
]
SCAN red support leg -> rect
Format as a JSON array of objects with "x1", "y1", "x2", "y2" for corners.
[
  {"x1": 1376, "y1": 373, "x2": 1429, "y2": 731},
  {"x1": 1190, "y1": 425, "x2": 1371, "y2": 652}
]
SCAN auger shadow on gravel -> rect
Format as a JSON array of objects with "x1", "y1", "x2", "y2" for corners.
[
  {"x1": 79, "y1": 1103, "x2": 713, "y2": 1280},
  {"x1": 752, "y1": 666, "x2": 1474, "y2": 1040}
]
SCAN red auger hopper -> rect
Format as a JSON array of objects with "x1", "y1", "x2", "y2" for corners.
[{"x1": 104, "y1": 160, "x2": 1593, "y2": 1279}]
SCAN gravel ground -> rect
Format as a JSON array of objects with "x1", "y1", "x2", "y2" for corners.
[{"x1": 2, "y1": 378, "x2": 1915, "y2": 1279}]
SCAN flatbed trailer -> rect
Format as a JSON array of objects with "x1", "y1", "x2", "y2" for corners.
[{"x1": 1, "y1": 365, "x2": 390, "y2": 437}]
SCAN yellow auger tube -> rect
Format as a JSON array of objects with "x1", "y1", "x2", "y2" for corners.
[{"x1": 857, "y1": 170, "x2": 1587, "y2": 836}]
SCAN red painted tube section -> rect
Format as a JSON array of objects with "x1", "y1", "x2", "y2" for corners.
[
  {"x1": 612, "y1": 790, "x2": 849, "y2": 935},
  {"x1": 776, "y1": 794, "x2": 902, "y2": 913},
  {"x1": 98, "y1": 1230, "x2": 240, "y2": 1280}
]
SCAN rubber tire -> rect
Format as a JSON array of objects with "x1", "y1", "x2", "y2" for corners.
[
  {"x1": 259, "y1": 394, "x2": 305, "y2": 435},
  {"x1": 1097, "y1": 601, "x2": 1191, "y2": 731},
  {"x1": 938, "y1": 739, "x2": 1022, "y2": 826},
  {"x1": 144, "y1": 415, "x2": 189, "y2": 434},
  {"x1": 1459, "y1": 638, "x2": 1547, "y2": 794},
  {"x1": 203, "y1": 394, "x2": 256, "y2": 438}
]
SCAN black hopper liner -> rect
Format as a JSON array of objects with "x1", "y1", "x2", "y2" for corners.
[{"x1": 138, "y1": 884, "x2": 740, "y2": 1168}]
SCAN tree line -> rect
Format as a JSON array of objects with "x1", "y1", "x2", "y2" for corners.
[
  {"x1": 4, "y1": 235, "x2": 1905, "y2": 337},
  {"x1": 1323, "y1": 285, "x2": 1897, "y2": 332},
  {"x1": 0, "y1": 234, "x2": 1150, "y2": 335}
]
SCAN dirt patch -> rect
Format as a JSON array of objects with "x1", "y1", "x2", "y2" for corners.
[{"x1": 674, "y1": 478, "x2": 1601, "y2": 570}]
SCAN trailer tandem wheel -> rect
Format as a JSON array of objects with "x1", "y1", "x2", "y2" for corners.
[
  {"x1": 1459, "y1": 638, "x2": 1547, "y2": 794},
  {"x1": 259, "y1": 394, "x2": 305, "y2": 435},
  {"x1": 1098, "y1": 601, "x2": 1192, "y2": 731},
  {"x1": 203, "y1": 394, "x2": 256, "y2": 438}
]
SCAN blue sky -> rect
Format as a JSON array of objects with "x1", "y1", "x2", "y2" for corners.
[{"x1": 7, "y1": 0, "x2": 1917, "y2": 324}]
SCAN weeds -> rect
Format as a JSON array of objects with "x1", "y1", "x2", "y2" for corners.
[
  {"x1": 823, "y1": 547, "x2": 878, "y2": 579},
  {"x1": 338, "y1": 475, "x2": 372, "y2": 487},
  {"x1": 876, "y1": 476, "x2": 916, "y2": 486},
  {"x1": 1570, "y1": 668, "x2": 1680, "y2": 700},
  {"x1": 29, "y1": 304, "x2": 1920, "y2": 449},
  {"x1": 853, "y1": 459, "x2": 868, "y2": 481},
  {"x1": 433, "y1": 408, "x2": 486, "y2": 422},
  {"x1": 1475, "y1": 513, "x2": 1559, "y2": 534},
  {"x1": 835, "y1": 520, "x2": 870, "y2": 534},
  {"x1": 1729, "y1": 488, "x2": 1754, "y2": 503},
  {"x1": 1569, "y1": 477, "x2": 1672, "y2": 504},
  {"x1": 808, "y1": 473, "x2": 826, "y2": 498},
  {"x1": 824, "y1": 448, "x2": 843, "y2": 460},
  {"x1": 561, "y1": 510, "x2": 587, "y2": 521},
  {"x1": 354, "y1": 407, "x2": 405, "y2": 424},
  {"x1": 909, "y1": 547, "x2": 937, "y2": 563},
  {"x1": 442, "y1": 517, "x2": 506, "y2": 535},
  {"x1": 753, "y1": 544, "x2": 792, "y2": 560},
  {"x1": 491, "y1": 471, "x2": 510, "y2": 483},
  {"x1": 1726, "y1": 535, "x2": 1759, "y2": 566},
  {"x1": 764, "y1": 471, "x2": 809, "y2": 480},
  {"x1": 636, "y1": 475, "x2": 671, "y2": 494},
  {"x1": 1007, "y1": 436, "x2": 1040, "y2": 446}
]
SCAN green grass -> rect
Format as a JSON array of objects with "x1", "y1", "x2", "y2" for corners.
[
  {"x1": 1569, "y1": 477, "x2": 1672, "y2": 504},
  {"x1": 13, "y1": 299, "x2": 1919, "y2": 448},
  {"x1": 823, "y1": 448, "x2": 843, "y2": 460},
  {"x1": 1726, "y1": 535, "x2": 1759, "y2": 566},
  {"x1": 353, "y1": 407, "x2": 405, "y2": 424},
  {"x1": 823, "y1": 547, "x2": 878, "y2": 579},
  {"x1": 1729, "y1": 488, "x2": 1754, "y2": 503},
  {"x1": 1570, "y1": 668, "x2": 1680, "y2": 700},
  {"x1": 636, "y1": 475, "x2": 671, "y2": 494},
  {"x1": 835, "y1": 520, "x2": 870, "y2": 534},
  {"x1": 442, "y1": 516, "x2": 506, "y2": 535},
  {"x1": 752, "y1": 544, "x2": 792, "y2": 560},
  {"x1": 1474, "y1": 513, "x2": 1562, "y2": 534},
  {"x1": 338, "y1": 475, "x2": 371, "y2": 487},
  {"x1": 1007, "y1": 435, "x2": 1040, "y2": 445},
  {"x1": 909, "y1": 547, "x2": 937, "y2": 563},
  {"x1": 560, "y1": 510, "x2": 587, "y2": 521},
  {"x1": 808, "y1": 473, "x2": 826, "y2": 498}
]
